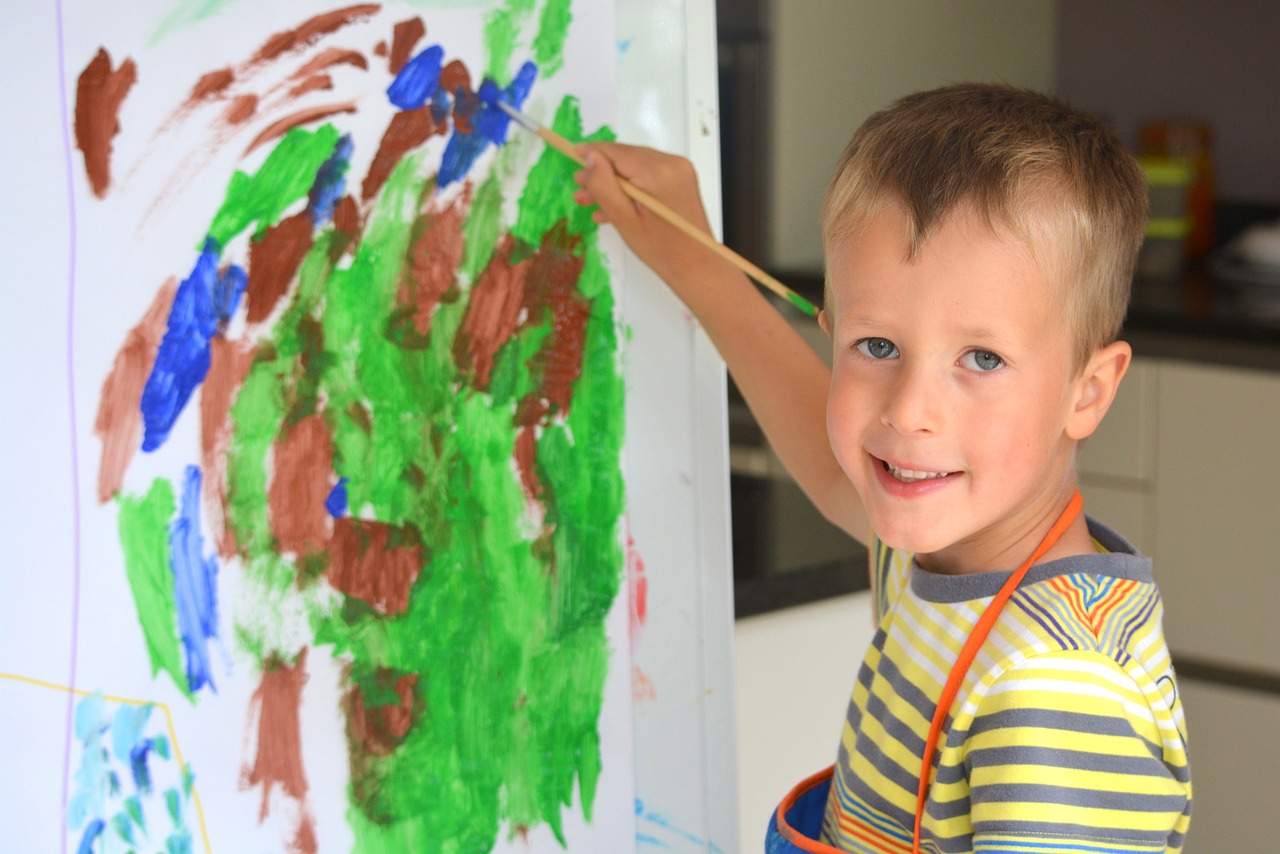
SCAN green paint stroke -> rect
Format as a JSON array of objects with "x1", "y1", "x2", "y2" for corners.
[
  {"x1": 117, "y1": 477, "x2": 189, "y2": 699},
  {"x1": 533, "y1": 0, "x2": 574, "y2": 77},
  {"x1": 200, "y1": 5, "x2": 624, "y2": 847}
]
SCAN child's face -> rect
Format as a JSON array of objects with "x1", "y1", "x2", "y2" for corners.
[{"x1": 824, "y1": 205, "x2": 1083, "y2": 574}]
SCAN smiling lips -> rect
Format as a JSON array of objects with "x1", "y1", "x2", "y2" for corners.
[{"x1": 882, "y1": 459, "x2": 956, "y2": 484}]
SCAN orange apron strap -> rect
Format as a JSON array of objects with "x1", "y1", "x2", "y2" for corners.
[{"x1": 912, "y1": 490, "x2": 1083, "y2": 853}]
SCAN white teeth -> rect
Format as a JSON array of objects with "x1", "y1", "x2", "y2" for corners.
[{"x1": 887, "y1": 463, "x2": 950, "y2": 483}]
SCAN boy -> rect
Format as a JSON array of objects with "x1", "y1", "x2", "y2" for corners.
[{"x1": 574, "y1": 84, "x2": 1191, "y2": 853}]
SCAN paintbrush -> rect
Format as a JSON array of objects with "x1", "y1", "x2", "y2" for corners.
[{"x1": 497, "y1": 101, "x2": 819, "y2": 318}]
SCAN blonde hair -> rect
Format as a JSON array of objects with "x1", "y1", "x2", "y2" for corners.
[{"x1": 821, "y1": 83, "x2": 1147, "y2": 370}]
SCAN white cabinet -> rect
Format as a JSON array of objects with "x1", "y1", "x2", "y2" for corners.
[{"x1": 1077, "y1": 355, "x2": 1280, "y2": 852}]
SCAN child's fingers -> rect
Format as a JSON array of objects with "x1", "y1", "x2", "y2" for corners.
[{"x1": 576, "y1": 145, "x2": 644, "y2": 231}]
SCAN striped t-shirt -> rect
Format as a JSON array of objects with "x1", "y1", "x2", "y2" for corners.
[{"x1": 819, "y1": 518, "x2": 1192, "y2": 853}]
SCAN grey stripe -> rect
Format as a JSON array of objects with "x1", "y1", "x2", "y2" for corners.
[
  {"x1": 971, "y1": 818, "x2": 1182, "y2": 847},
  {"x1": 973, "y1": 782, "x2": 1188, "y2": 815},
  {"x1": 850, "y1": 722, "x2": 924, "y2": 800},
  {"x1": 966, "y1": 744, "x2": 1182, "y2": 779},
  {"x1": 971, "y1": 707, "x2": 1145, "y2": 741}
]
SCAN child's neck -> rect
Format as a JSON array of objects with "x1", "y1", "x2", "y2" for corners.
[{"x1": 914, "y1": 492, "x2": 1093, "y2": 576}]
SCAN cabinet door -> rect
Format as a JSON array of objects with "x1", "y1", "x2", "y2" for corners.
[{"x1": 1154, "y1": 361, "x2": 1280, "y2": 669}]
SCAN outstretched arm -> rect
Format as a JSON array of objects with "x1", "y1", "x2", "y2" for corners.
[{"x1": 574, "y1": 143, "x2": 868, "y2": 542}]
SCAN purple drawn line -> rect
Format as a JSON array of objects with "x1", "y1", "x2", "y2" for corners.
[{"x1": 53, "y1": 1, "x2": 83, "y2": 852}]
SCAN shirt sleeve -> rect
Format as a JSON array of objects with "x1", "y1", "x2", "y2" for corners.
[{"x1": 964, "y1": 650, "x2": 1191, "y2": 852}]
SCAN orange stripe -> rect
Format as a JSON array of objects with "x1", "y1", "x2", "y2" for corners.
[
  {"x1": 835, "y1": 809, "x2": 914, "y2": 853},
  {"x1": 1091, "y1": 578, "x2": 1136, "y2": 628}
]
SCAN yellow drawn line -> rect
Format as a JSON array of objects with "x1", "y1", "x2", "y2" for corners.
[{"x1": 0, "y1": 671, "x2": 213, "y2": 853}]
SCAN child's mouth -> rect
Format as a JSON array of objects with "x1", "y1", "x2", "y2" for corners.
[{"x1": 882, "y1": 459, "x2": 955, "y2": 484}]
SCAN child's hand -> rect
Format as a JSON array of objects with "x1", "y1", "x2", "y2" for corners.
[{"x1": 572, "y1": 143, "x2": 722, "y2": 287}]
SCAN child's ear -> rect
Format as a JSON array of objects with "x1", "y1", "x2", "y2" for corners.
[
  {"x1": 1066, "y1": 340, "x2": 1131, "y2": 441},
  {"x1": 818, "y1": 308, "x2": 832, "y2": 338}
]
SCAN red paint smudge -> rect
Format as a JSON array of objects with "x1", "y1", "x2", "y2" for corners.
[
  {"x1": 441, "y1": 60, "x2": 478, "y2": 134},
  {"x1": 74, "y1": 48, "x2": 138, "y2": 198},
  {"x1": 243, "y1": 649, "x2": 316, "y2": 850},
  {"x1": 94, "y1": 281, "x2": 176, "y2": 503},
  {"x1": 326, "y1": 518, "x2": 423, "y2": 615},
  {"x1": 387, "y1": 17, "x2": 425, "y2": 74},
  {"x1": 515, "y1": 223, "x2": 589, "y2": 426},
  {"x1": 361, "y1": 107, "x2": 442, "y2": 202},
  {"x1": 223, "y1": 93, "x2": 259, "y2": 125},
  {"x1": 344, "y1": 669, "x2": 419, "y2": 756},
  {"x1": 201, "y1": 337, "x2": 257, "y2": 558},
  {"x1": 250, "y1": 4, "x2": 381, "y2": 65},
  {"x1": 633, "y1": 665, "x2": 656, "y2": 703},
  {"x1": 626, "y1": 522, "x2": 648, "y2": 642},
  {"x1": 244, "y1": 102, "x2": 357, "y2": 156},
  {"x1": 247, "y1": 212, "x2": 314, "y2": 324},
  {"x1": 268, "y1": 414, "x2": 335, "y2": 557},
  {"x1": 453, "y1": 236, "x2": 530, "y2": 389}
]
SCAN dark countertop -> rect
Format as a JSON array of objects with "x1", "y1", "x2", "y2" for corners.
[{"x1": 733, "y1": 257, "x2": 1280, "y2": 620}]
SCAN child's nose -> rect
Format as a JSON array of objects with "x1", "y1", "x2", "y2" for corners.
[{"x1": 881, "y1": 363, "x2": 941, "y2": 434}]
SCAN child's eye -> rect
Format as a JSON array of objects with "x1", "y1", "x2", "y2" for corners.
[
  {"x1": 962, "y1": 349, "x2": 1003, "y2": 372},
  {"x1": 855, "y1": 338, "x2": 899, "y2": 360}
]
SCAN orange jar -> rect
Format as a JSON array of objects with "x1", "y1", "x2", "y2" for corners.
[{"x1": 1139, "y1": 120, "x2": 1216, "y2": 261}]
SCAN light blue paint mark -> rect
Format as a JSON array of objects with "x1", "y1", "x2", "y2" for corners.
[
  {"x1": 169, "y1": 465, "x2": 220, "y2": 694},
  {"x1": 635, "y1": 799, "x2": 727, "y2": 853}
]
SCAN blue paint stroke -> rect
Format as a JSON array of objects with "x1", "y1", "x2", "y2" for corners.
[
  {"x1": 111, "y1": 703, "x2": 156, "y2": 795},
  {"x1": 635, "y1": 799, "x2": 727, "y2": 853},
  {"x1": 325, "y1": 476, "x2": 349, "y2": 517},
  {"x1": 140, "y1": 240, "x2": 246, "y2": 452},
  {"x1": 74, "y1": 819, "x2": 105, "y2": 854},
  {"x1": 67, "y1": 694, "x2": 110, "y2": 832},
  {"x1": 386, "y1": 44, "x2": 444, "y2": 110},
  {"x1": 438, "y1": 61, "x2": 538, "y2": 187},
  {"x1": 168, "y1": 465, "x2": 220, "y2": 694},
  {"x1": 307, "y1": 134, "x2": 353, "y2": 226}
]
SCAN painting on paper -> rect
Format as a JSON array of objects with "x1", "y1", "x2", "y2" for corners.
[{"x1": 0, "y1": 1, "x2": 635, "y2": 851}]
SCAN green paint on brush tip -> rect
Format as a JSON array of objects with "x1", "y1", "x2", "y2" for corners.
[
  {"x1": 206, "y1": 126, "x2": 341, "y2": 246},
  {"x1": 117, "y1": 478, "x2": 189, "y2": 699},
  {"x1": 785, "y1": 289, "x2": 820, "y2": 317}
]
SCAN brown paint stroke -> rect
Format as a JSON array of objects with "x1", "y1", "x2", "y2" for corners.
[
  {"x1": 94, "y1": 280, "x2": 176, "y2": 503},
  {"x1": 326, "y1": 518, "x2": 422, "y2": 615},
  {"x1": 397, "y1": 192, "x2": 467, "y2": 336},
  {"x1": 268, "y1": 413, "x2": 335, "y2": 557},
  {"x1": 387, "y1": 17, "x2": 425, "y2": 74},
  {"x1": 514, "y1": 425, "x2": 541, "y2": 500},
  {"x1": 186, "y1": 67, "x2": 235, "y2": 106},
  {"x1": 250, "y1": 4, "x2": 381, "y2": 65},
  {"x1": 74, "y1": 49, "x2": 138, "y2": 198},
  {"x1": 247, "y1": 211, "x2": 314, "y2": 325},
  {"x1": 243, "y1": 649, "x2": 316, "y2": 852},
  {"x1": 287, "y1": 74, "x2": 333, "y2": 99},
  {"x1": 361, "y1": 106, "x2": 441, "y2": 202},
  {"x1": 223, "y1": 93, "x2": 259, "y2": 125},
  {"x1": 440, "y1": 60, "x2": 477, "y2": 133},
  {"x1": 244, "y1": 102, "x2": 357, "y2": 156},
  {"x1": 330, "y1": 195, "x2": 363, "y2": 259},
  {"x1": 201, "y1": 336, "x2": 257, "y2": 559},
  {"x1": 343, "y1": 669, "x2": 419, "y2": 756},
  {"x1": 293, "y1": 47, "x2": 369, "y2": 80},
  {"x1": 516, "y1": 223, "x2": 589, "y2": 426},
  {"x1": 453, "y1": 236, "x2": 531, "y2": 390}
]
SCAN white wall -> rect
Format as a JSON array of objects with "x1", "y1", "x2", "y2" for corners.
[{"x1": 767, "y1": 0, "x2": 1057, "y2": 270}]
